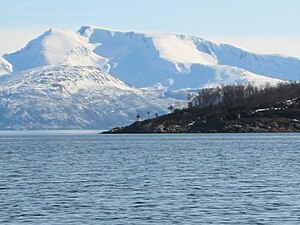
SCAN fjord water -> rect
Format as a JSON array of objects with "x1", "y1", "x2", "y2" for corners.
[{"x1": 1, "y1": 133, "x2": 299, "y2": 224}]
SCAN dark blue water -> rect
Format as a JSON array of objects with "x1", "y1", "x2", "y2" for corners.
[{"x1": 0, "y1": 133, "x2": 300, "y2": 224}]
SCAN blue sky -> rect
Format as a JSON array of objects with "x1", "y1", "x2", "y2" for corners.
[{"x1": 1, "y1": 0, "x2": 300, "y2": 57}]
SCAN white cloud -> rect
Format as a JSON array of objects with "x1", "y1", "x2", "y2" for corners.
[{"x1": 207, "y1": 36, "x2": 300, "y2": 59}]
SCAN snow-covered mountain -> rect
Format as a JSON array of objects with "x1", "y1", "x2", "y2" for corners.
[
  {"x1": 4, "y1": 26, "x2": 299, "y2": 90},
  {"x1": 0, "y1": 25, "x2": 299, "y2": 129},
  {"x1": 0, "y1": 65, "x2": 178, "y2": 129},
  {"x1": 0, "y1": 57, "x2": 12, "y2": 76},
  {"x1": 76, "y1": 26, "x2": 299, "y2": 88}
]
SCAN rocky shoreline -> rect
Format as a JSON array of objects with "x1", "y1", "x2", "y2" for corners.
[{"x1": 103, "y1": 98, "x2": 300, "y2": 133}]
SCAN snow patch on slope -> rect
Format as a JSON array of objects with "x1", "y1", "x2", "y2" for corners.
[
  {"x1": 0, "y1": 57, "x2": 12, "y2": 76},
  {"x1": 148, "y1": 33, "x2": 217, "y2": 71}
]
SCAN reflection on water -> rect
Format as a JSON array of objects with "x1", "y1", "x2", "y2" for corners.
[{"x1": 0, "y1": 133, "x2": 300, "y2": 224}]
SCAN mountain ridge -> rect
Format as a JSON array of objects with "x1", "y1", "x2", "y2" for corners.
[
  {"x1": 77, "y1": 25, "x2": 300, "y2": 87},
  {"x1": 3, "y1": 26, "x2": 300, "y2": 90}
]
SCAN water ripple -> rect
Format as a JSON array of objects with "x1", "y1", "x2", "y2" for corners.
[{"x1": 0, "y1": 133, "x2": 300, "y2": 224}]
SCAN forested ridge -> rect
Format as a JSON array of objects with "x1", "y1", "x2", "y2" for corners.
[
  {"x1": 103, "y1": 82, "x2": 300, "y2": 133},
  {"x1": 190, "y1": 82, "x2": 300, "y2": 110}
]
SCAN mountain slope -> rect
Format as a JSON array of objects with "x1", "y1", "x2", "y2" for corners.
[
  {"x1": 0, "y1": 57, "x2": 12, "y2": 76},
  {"x1": 0, "y1": 65, "x2": 179, "y2": 129},
  {"x1": 209, "y1": 42, "x2": 300, "y2": 81}
]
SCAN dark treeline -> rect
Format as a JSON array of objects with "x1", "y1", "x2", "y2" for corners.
[{"x1": 190, "y1": 82, "x2": 300, "y2": 109}]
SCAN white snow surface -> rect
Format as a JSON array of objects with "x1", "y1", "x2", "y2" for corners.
[
  {"x1": 201, "y1": 65, "x2": 283, "y2": 88},
  {"x1": 0, "y1": 57, "x2": 12, "y2": 76},
  {"x1": 0, "y1": 65, "x2": 179, "y2": 129},
  {"x1": 148, "y1": 33, "x2": 217, "y2": 67}
]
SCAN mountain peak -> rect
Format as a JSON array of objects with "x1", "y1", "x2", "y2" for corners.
[{"x1": 4, "y1": 28, "x2": 109, "y2": 72}]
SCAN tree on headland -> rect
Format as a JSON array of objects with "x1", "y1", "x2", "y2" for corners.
[{"x1": 167, "y1": 105, "x2": 174, "y2": 112}]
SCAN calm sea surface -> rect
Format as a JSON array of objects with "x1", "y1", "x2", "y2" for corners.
[{"x1": 0, "y1": 132, "x2": 300, "y2": 224}]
